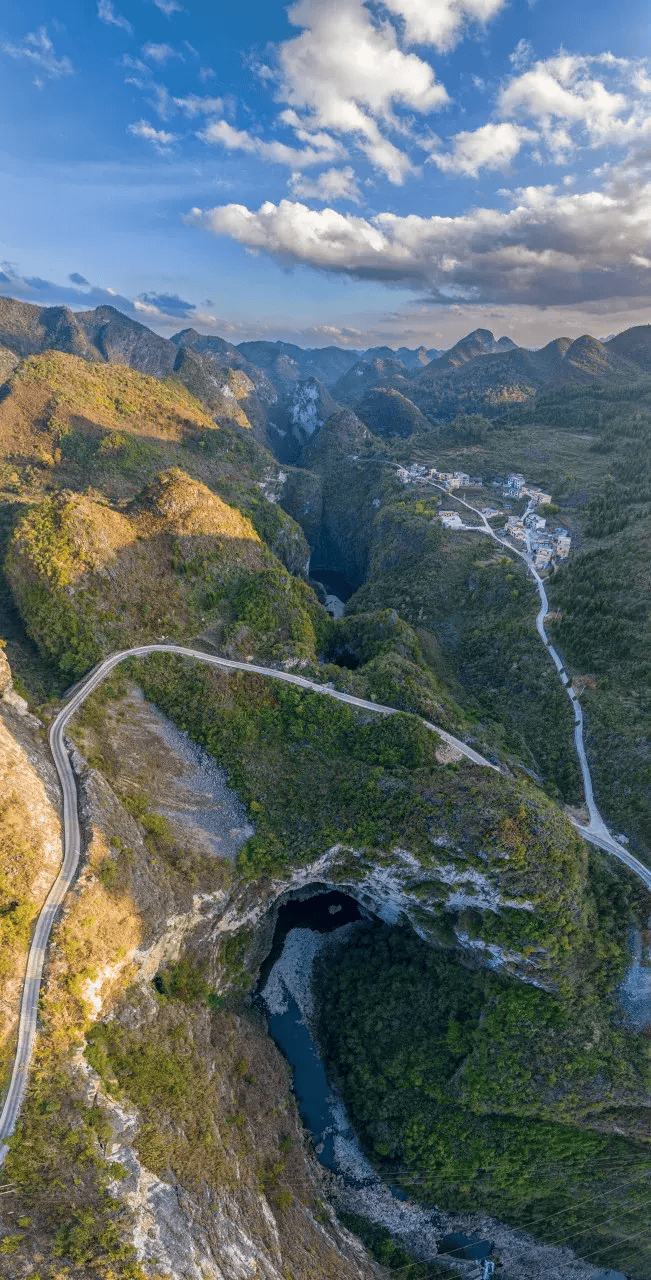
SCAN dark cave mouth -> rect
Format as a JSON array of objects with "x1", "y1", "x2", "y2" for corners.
[
  {"x1": 257, "y1": 886, "x2": 367, "y2": 992},
  {"x1": 309, "y1": 565, "x2": 356, "y2": 601}
]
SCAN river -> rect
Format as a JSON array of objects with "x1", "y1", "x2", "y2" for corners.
[{"x1": 257, "y1": 892, "x2": 496, "y2": 1274}]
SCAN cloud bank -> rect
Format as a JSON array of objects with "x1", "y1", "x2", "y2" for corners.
[{"x1": 187, "y1": 179, "x2": 651, "y2": 308}]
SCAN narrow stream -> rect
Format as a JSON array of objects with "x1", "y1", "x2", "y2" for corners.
[{"x1": 256, "y1": 892, "x2": 496, "y2": 1274}]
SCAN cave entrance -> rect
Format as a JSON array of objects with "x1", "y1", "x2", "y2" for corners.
[
  {"x1": 308, "y1": 565, "x2": 355, "y2": 601},
  {"x1": 257, "y1": 886, "x2": 365, "y2": 992}
]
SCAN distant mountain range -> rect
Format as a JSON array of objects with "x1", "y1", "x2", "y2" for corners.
[{"x1": 2, "y1": 295, "x2": 651, "y2": 454}]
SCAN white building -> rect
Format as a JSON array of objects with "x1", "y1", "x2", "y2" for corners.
[
  {"x1": 505, "y1": 472, "x2": 526, "y2": 497},
  {"x1": 525, "y1": 513, "x2": 547, "y2": 532}
]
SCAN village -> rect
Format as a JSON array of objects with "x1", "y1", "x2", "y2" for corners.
[{"x1": 397, "y1": 463, "x2": 572, "y2": 571}]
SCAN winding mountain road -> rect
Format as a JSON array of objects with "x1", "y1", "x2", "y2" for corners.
[
  {"x1": 0, "y1": 642, "x2": 497, "y2": 1164},
  {"x1": 424, "y1": 480, "x2": 651, "y2": 886},
  {"x1": 1, "y1": 504, "x2": 649, "y2": 1162}
]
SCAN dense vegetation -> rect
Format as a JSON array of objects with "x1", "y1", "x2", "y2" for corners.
[
  {"x1": 314, "y1": 921, "x2": 651, "y2": 1280},
  {"x1": 131, "y1": 648, "x2": 638, "y2": 996},
  {"x1": 5, "y1": 469, "x2": 321, "y2": 676},
  {"x1": 545, "y1": 394, "x2": 651, "y2": 854},
  {"x1": 0, "y1": 351, "x2": 310, "y2": 694},
  {"x1": 1, "y1": 340, "x2": 650, "y2": 1277},
  {"x1": 347, "y1": 496, "x2": 581, "y2": 800}
]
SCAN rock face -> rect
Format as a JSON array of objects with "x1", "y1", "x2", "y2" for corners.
[
  {"x1": 1, "y1": 297, "x2": 650, "y2": 437},
  {"x1": 267, "y1": 377, "x2": 338, "y2": 462},
  {"x1": 280, "y1": 410, "x2": 382, "y2": 586},
  {"x1": 170, "y1": 328, "x2": 279, "y2": 440},
  {"x1": 0, "y1": 647, "x2": 11, "y2": 696},
  {"x1": 0, "y1": 698, "x2": 380, "y2": 1280}
]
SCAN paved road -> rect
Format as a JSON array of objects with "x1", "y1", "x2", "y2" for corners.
[
  {"x1": 2, "y1": 536, "x2": 650, "y2": 1161},
  {"x1": 424, "y1": 481, "x2": 651, "y2": 887},
  {"x1": 0, "y1": 643, "x2": 498, "y2": 1164}
]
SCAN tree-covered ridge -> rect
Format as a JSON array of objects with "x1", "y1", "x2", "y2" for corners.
[
  {"x1": 314, "y1": 921, "x2": 651, "y2": 1280},
  {"x1": 133, "y1": 649, "x2": 630, "y2": 990},
  {"x1": 343, "y1": 492, "x2": 581, "y2": 800},
  {"x1": 5, "y1": 468, "x2": 321, "y2": 676},
  {"x1": 545, "y1": 392, "x2": 651, "y2": 854}
]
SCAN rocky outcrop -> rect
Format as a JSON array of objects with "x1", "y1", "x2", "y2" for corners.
[{"x1": 267, "y1": 377, "x2": 338, "y2": 463}]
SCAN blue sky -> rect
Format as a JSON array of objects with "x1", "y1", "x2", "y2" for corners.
[{"x1": 1, "y1": 0, "x2": 650, "y2": 348}]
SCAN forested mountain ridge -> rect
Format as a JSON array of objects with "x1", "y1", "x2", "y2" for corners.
[
  {"x1": 0, "y1": 309, "x2": 650, "y2": 1280},
  {"x1": 3, "y1": 295, "x2": 651, "y2": 437}
]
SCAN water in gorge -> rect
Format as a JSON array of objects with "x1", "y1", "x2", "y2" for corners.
[
  {"x1": 256, "y1": 891, "x2": 496, "y2": 1274},
  {"x1": 309, "y1": 565, "x2": 355, "y2": 619}
]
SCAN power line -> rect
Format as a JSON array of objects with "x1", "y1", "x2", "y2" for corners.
[
  {"x1": 543, "y1": 1191, "x2": 651, "y2": 1251},
  {"x1": 580, "y1": 1221, "x2": 651, "y2": 1264},
  {"x1": 339, "y1": 1165, "x2": 651, "y2": 1278}
]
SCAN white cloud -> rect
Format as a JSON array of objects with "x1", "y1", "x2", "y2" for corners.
[
  {"x1": 186, "y1": 177, "x2": 651, "y2": 308},
  {"x1": 172, "y1": 93, "x2": 224, "y2": 117},
  {"x1": 288, "y1": 165, "x2": 362, "y2": 202},
  {"x1": 153, "y1": 0, "x2": 184, "y2": 14},
  {"x1": 1, "y1": 26, "x2": 73, "y2": 79},
  {"x1": 97, "y1": 0, "x2": 133, "y2": 34},
  {"x1": 221, "y1": 2, "x2": 506, "y2": 185},
  {"x1": 274, "y1": 0, "x2": 452, "y2": 182},
  {"x1": 430, "y1": 122, "x2": 537, "y2": 176},
  {"x1": 499, "y1": 53, "x2": 651, "y2": 157},
  {"x1": 380, "y1": 0, "x2": 507, "y2": 51},
  {"x1": 200, "y1": 119, "x2": 344, "y2": 170},
  {"x1": 128, "y1": 118, "x2": 177, "y2": 151},
  {"x1": 142, "y1": 41, "x2": 183, "y2": 64},
  {"x1": 509, "y1": 38, "x2": 534, "y2": 72}
]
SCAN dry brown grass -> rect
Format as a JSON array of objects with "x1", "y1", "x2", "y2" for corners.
[
  {"x1": 42, "y1": 827, "x2": 142, "y2": 1053},
  {"x1": 0, "y1": 720, "x2": 62, "y2": 1085}
]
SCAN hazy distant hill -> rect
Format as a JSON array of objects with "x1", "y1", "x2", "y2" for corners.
[
  {"x1": 3, "y1": 293, "x2": 651, "y2": 436},
  {"x1": 0, "y1": 296, "x2": 176, "y2": 376},
  {"x1": 331, "y1": 356, "x2": 414, "y2": 403},
  {"x1": 409, "y1": 328, "x2": 651, "y2": 420},
  {"x1": 422, "y1": 327, "x2": 516, "y2": 372}
]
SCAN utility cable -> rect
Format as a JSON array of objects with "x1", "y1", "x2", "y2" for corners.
[
  {"x1": 338, "y1": 1166, "x2": 651, "y2": 1276},
  {"x1": 579, "y1": 1222, "x2": 651, "y2": 1264}
]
